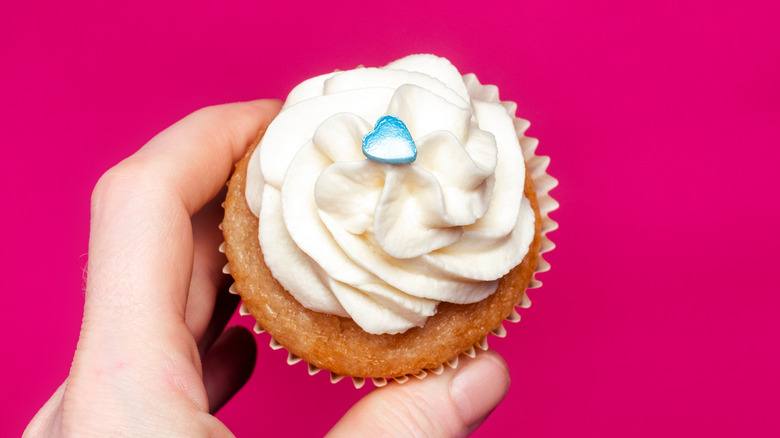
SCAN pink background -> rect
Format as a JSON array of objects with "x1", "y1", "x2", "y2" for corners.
[{"x1": 2, "y1": 0, "x2": 779, "y2": 436}]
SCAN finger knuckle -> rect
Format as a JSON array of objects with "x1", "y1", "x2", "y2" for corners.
[{"x1": 91, "y1": 158, "x2": 162, "y2": 215}]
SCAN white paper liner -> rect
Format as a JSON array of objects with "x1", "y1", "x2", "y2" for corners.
[{"x1": 219, "y1": 100, "x2": 559, "y2": 389}]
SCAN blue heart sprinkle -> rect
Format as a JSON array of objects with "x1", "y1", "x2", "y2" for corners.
[{"x1": 362, "y1": 115, "x2": 417, "y2": 164}]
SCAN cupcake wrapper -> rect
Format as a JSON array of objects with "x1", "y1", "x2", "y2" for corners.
[{"x1": 219, "y1": 105, "x2": 559, "y2": 389}]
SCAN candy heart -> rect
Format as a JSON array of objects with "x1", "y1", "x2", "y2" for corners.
[{"x1": 362, "y1": 115, "x2": 417, "y2": 164}]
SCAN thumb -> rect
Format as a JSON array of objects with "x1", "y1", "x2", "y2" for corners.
[{"x1": 327, "y1": 350, "x2": 511, "y2": 437}]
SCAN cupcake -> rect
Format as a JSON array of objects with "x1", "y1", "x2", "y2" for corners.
[{"x1": 222, "y1": 54, "x2": 557, "y2": 386}]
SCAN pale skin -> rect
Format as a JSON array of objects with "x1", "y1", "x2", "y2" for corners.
[{"x1": 24, "y1": 100, "x2": 511, "y2": 437}]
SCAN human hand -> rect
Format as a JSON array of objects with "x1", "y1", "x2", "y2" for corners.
[{"x1": 24, "y1": 100, "x2": 511, "y2": 437}]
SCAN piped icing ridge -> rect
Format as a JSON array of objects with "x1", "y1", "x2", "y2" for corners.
[{"x1": 245, "y1": 54, "x2": 535, "y2": 334}]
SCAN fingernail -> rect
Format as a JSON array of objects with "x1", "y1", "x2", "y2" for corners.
[{"x1": 449, "y1": 353, "x2": 511, "y2": 429}]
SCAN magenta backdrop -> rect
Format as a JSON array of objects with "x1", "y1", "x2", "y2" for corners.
[{"x1": 2, "y1": 0, "x2": 779, "y2": 436}]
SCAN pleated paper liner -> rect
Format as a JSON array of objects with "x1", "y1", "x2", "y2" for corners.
[{"x1": 220, "y1": 93, "x2": 558, "y2": 389}]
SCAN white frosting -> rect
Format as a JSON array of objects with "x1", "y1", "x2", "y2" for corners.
[{"x1": 245, "y1": 54, "x2": 535, "y2": 334}]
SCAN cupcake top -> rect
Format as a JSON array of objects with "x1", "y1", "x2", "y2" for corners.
[{"x1": 245, "y1": 54, "x2": 536, "y2": 334}]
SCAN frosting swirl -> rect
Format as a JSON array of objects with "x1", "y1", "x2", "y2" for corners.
[{"x1": 245, "y1": 55, "x2": 535, "y2": 334}]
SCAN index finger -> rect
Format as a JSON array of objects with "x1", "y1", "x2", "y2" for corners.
[
  {"x1": 85, "y1": 100, "x2": 281, "y2": 330},
  {"x1": 116, "y1": 99, "x2": 281, "y2": 215}
]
